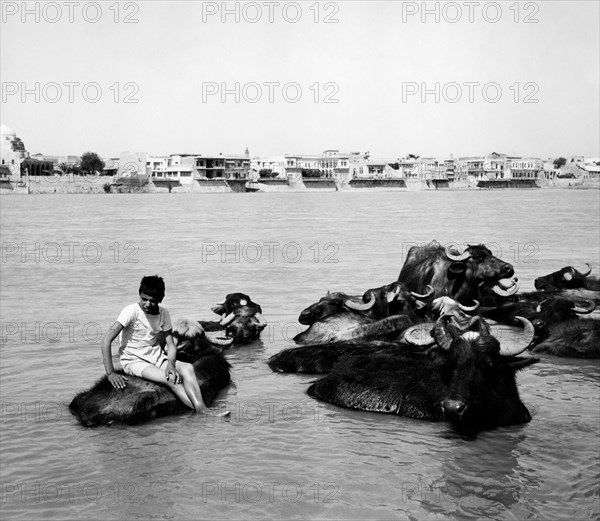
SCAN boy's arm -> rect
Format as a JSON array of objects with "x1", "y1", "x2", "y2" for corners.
[
  {"x1": 101, "y1": 321, "x2": 127, "y2": 388},
  {"x1": 163, "y1": 330, "x2": 181, "y2": 384}
]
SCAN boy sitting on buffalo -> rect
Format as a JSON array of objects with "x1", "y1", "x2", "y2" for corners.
[{"x1": 100, "y1": 275, "x2": 223, "y2": 415}]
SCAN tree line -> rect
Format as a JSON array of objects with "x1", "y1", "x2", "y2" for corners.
[{"x1": 21, "y1": 152, "x2": 106, "y2": 176}]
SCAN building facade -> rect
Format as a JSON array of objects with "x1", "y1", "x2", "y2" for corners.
[{"x1": 1, "y1": 124, "x2": 28, "y2": 180}]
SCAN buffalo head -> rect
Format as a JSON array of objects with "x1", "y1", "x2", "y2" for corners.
[
  {"x1": 399, "y1": 241, "x2": 518, "y2": 304},
  {"x1": 172, "y1": 318, "x2": 233, "y2": 360},
  {"x1": 210, "y1": 293, "x2": 267, "y2": 344},
  {"x1": 361, "y1": 281, "x2": 435, "y2": 319},
  {"x1": 298, "y1": 291, "x2": 377, "y2": 325},
  {"x1": 534, "y1": 264, "x2": 596, "y2": 291},
  {"x1": 433, "y1": 325, "x2": 539, "y2": 433}
]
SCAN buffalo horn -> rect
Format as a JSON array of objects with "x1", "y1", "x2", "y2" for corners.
[
  {"x1": 498, "y1": 316, "x2": 535, "y2": 356},
  {"x1": 254, "y1": 312, "x2": 268, "y2": 326},
  {"x1": 402, "y1": 322, "x2": 436, "y2": 346},
  {"x1": 444, "y1": 245, "x2": 471, "y2": 262},
  {"x1": 491, "y1": 281, "x2": 519, "y2": 297},
  {"x1": 434, "y1": 315, "x2": 454, "y2": 350},
  {"x1": 211, "y1": 305, "x2": 225, "y2": 315},
  {"x1": 573, "y1": 299, "x2": 596, "y2": 314},
  {"x1": 498, "y1": 277, "x2": 519, "y2": 290},
  {"x1": 458, "y1": 300, "x2": 480, "y2": 312},
  {"x1": 345, "y1": 292, "x2": 376, "y2": 311},
  {"x1": 579, "y1": 263, "x2": 593, "y2": 277},
  {"x1": 410, "y1": 285, "x2": 435, "y2": 299},
  {"x1": 205, "y1": 332, "x2": 234, "y2": 346},
  {"x1": 220, "y1": 312, "x2": 236, "y2": 326}
]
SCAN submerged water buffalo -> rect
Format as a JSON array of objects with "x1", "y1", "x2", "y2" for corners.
[
  {"x1": 399, "y1": 240, "x2": 518, "y2": 305},
  {"x1": 534, "y1": 264, "x2": 600, "y2": 292},
  {"x1": 479, "y1": 293, "x2": 597, "y2": 357},
  {"x1": 295, "y1": 290, "x2": 384, "y2": 345},
  {"x1": 69, "y1": 319, "x2": 231, "y2": 426},
  {"x1": 482, "y1": 295, "x2": 595, "y2": 326},
  {"x1": 306, "y1": 316, "x2": 537, "y2": 435},
  {"x1": 269, "y1": 339, "x2": 405, "y2": 374},
  {"x1": 529, "y1": 319, "x2": 600, "y2": 358},
  {"x1": 271, "y1": 297, "x2": 511, "y2": 375},
  {"x1": 201, "y1": 293, "x2": 267, "y2": 344},
  {"x1": 294, "y1": 313, "x2": 415, "y2": 345},
  {"x1": 294, "y1": 284, "x2": 432, "y2": 344}
]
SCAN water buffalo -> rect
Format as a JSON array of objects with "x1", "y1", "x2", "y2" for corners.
[
  {"x1": 306, "y1": 316, "x2": 537, "y2": 435},
  {"x1": 478, "y1": 294, "x2": 597, "y2": 356},
  {"x1": 482, "y1": 295, "x2": 595, "y2": 326},
  {"x1": 297, "y1": 291, "x2": 374, "y2": 326},
  {"x1": 530, "y1": 319, "x2": 600, "y2": 358},
  {"x1": 295, "y1": 284, "x2": 431, "y2": 344},
  {"x1": 294, "y1": 314, "x2": 415, "y2": 345},
  {"x1": 295, "y1": 290, "x2": 384, "y2": 345},
  {"x1": 69, "y1": 319, "x2": 231, "y2": 426},
  {"x1": 270, "y1": 298, "x2": 529, "y2": 376},
  {"x1": 398, "y1": 240, "x2": 518, "y2": 305},
  {"x1": 202, "y1": 293, "x2": 267, "y2": 344},
  {"x1": 268, "y1": 340, "x2": 404, "y2": 374},
  {"x1": 534, "y1": 264, "x2": 600, "y2": 292}
]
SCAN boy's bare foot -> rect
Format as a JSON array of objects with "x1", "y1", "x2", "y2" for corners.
[{"x1": 197, "y1": 407, "x2": 230, "y2": 417}]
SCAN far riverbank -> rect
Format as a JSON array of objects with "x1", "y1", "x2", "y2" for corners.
[{"x1": 1, "y1": 175, "x2": 598, "y2": 195}]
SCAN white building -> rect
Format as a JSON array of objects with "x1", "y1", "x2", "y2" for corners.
[
  {"x1": 256, "y1": 155, "x2": 286, "y2": 178},
  {"x1": 1, "y1": 124, "x2": 28, "y2": 180}
]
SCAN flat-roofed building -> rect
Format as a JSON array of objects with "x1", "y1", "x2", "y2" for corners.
[
  {"x1": 1, "y1": 124, "x2": 28, "y2": 180},
  {"x1": 508, "y1": 158, "x2": 543, "y2": 179}
]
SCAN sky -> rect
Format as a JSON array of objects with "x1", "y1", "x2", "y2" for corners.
[{"x1": 1, "y1": 0, "x2": 599, "y2": 160}]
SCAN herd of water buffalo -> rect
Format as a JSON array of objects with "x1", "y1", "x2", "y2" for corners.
[{"x1": 69, "y1": 240, "x2": 599, "y2": 435}]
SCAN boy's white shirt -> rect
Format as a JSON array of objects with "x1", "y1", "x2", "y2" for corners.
[{"x1": 117, "y1": 303, "x2": 172, "y2": 356}]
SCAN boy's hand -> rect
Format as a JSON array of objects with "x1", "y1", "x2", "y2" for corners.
[
  {"x1": 108, "y1": 372, "x2": 128, "y2": 389},
  {"x1": 165, "y1": 363, "x2": 181, "y2": 385}
]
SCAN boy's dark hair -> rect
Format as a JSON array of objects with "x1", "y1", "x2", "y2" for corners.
[{"x1": 139, "y1": 275, "x2": 165, "y2": 301}]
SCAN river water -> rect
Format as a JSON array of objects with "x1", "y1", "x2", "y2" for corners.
[{"x1": 1, "y1": 189, "x2": 599, "y2": 520}]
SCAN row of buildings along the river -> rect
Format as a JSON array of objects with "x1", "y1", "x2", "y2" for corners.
[{"x1": 1, "y1": 124, "x2": 599, "y2": 192}]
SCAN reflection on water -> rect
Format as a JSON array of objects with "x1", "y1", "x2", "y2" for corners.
[{"x1": 1, "y1": 190, "x2": 599, "y2": 520}]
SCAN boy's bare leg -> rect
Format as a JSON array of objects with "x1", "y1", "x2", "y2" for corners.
[
  {"x1": 140, "y1": 365, "x2": 195, "y2": 410},
  {"x1": 174, "y1": 361, "x2": 207, "y2": 412},
  {"x1": 176, "y1": 361, "x2": 230, "y2": 417}
]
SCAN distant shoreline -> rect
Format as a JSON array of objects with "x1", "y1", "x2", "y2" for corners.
[{"x1": 1, "y1": 176, "x2": 598, "y2": 195}]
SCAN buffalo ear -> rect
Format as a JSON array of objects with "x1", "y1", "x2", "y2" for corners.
[{"x1": 505, "y1": 356, "x2": 540, "y2": 370}]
